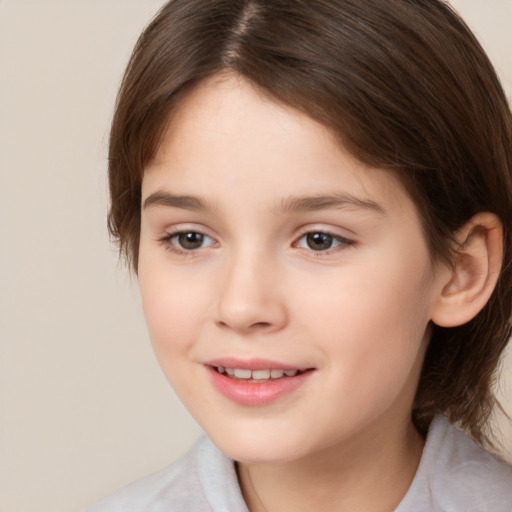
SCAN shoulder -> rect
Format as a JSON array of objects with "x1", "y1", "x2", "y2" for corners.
[
  {"x1": 86, "y1": 435, "x2": 247, "y2": 512},
  {"x1": 397, "y1": 416, "x2": 512, "y2": 512}
]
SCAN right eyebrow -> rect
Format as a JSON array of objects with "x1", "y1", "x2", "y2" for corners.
[{"x1": 143, "y1": 191, "x2": 209, "y2": 211}]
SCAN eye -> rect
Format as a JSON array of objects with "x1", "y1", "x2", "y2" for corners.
[
  {"x1": 164, "y1": 231, "x2": 216, "y2": 251},
  {"x1": 295, "y1": 231, "x2": 353, "y2": 252}
]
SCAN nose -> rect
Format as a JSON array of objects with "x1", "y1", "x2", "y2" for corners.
[{"x1": 214, "y1": 249, "x2": 288, "y2": 335}]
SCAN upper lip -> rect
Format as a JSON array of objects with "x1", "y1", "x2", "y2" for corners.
[{"x1": 204, "y1": 357, "x2": 312, "y2": 371}]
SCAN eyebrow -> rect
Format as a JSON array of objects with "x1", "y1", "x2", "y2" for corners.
[
  {"x1": 143, "y1": 190, "x2": 386, "y2": 216},
  {"x1": 274, "y1": 193, "x2": 386, "y2": 216},
  {"x1": 143, "y1": 191, "x2": 210, "y2": 211}
]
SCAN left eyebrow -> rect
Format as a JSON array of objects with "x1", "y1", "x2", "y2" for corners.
[
  {"x1": 143, "y1": 191, "x2": 211, "y2": 211},
  {"x1": 273, "y1": 193, "x2": 386, "y2": 216}
]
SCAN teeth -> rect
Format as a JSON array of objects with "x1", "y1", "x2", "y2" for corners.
[
  {"x1": 217, "y1": 367, "x2": 301, "y2": 380},
  {"x1": 233, "y1": 368, "x2": 252, "y2": 379},
  {"x1": 252, "y1": 370, "x2": 271, "y2": 380}
]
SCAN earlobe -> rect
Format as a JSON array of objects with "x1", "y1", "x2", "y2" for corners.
[{"x1": 430, "y1": 213, "x2": 503, "y2": 328}]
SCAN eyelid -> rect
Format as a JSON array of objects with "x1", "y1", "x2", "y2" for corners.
[{"x1": 157, "y1": 222, "x2": 216, "y2": 240}]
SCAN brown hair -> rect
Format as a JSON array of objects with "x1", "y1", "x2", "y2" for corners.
[{"x1": 108, "y1": 0, "x2": 512, "y2": 448}]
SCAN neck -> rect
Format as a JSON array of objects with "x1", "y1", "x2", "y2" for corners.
[{"x1": 237, "y1": 417, "x2": 424, "y2": 512}]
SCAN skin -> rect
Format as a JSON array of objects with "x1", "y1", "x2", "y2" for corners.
[{"x1": 138, "y1": 74, "x2": 455, "y2": 511}]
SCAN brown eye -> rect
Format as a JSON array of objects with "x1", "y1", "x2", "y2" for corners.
[
  {"x1": 178, "y1": 232, "x2": 204, "y2": 249},
  {"x1": 169, "y1": 231, "x2": 215, "y2": 251},
  {"x1": 305, "y1": 232, "x2": 334, "y2": 251},
  {"x1": 295, "y1": 231, "x2": 353, "y2": 252}
]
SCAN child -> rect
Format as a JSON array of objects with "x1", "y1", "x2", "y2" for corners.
[{"x1": 89, "y1": 0, "x2": 512, "y2": 510}]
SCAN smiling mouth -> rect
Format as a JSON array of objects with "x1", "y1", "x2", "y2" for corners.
[
  {"x1": 207, "y1": 363, "x2": 315, "y2": 405},
  {"x1": 213, "y1": 366, "x2": 309, "y2": 382}
]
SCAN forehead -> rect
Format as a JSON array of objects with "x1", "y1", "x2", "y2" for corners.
[{"x1": 144, "y1": 74, "x2": 413, "y2": 217}]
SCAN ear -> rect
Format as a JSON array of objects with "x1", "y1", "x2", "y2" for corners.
[{"x1": 430, "y1": 212, "x2": 503, "y2": 328}]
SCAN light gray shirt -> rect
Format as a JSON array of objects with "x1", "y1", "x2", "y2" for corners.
[{"x1": 87, "y1": 416, "x2": 512, "y2": 511}]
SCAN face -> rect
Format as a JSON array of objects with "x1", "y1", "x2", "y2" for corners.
[{"x1": 138, "y1": 74, "x2": 446, "y2": 464}]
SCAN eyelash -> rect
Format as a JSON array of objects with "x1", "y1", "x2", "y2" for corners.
[
  {"x1": 294, "y1": 231, "x2": 355, "y2": 255},
  {"x1": 158, "y1": 229, "x2": 355, "y2": 256},
  {"x1": 158, "y1": 230, "x2": 217, "y2": 256}
]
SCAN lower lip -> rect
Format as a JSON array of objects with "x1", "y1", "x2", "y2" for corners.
[{"x1": 206, "y1": 367, "x2": 313, "y2": 406}]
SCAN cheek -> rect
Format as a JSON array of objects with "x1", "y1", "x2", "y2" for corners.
[
  {"x1": 297, "y1": 248, "x2": 432, "y2": 381},
  {"x1": 138, "y1": 268, "x2": 208, "y2": 403},
  {"x1": 138, "y1": 251, "x2": 207, "y2": 358},
  {"x1": 297, "y1": 258, "x2": 430, "y2": 337}
]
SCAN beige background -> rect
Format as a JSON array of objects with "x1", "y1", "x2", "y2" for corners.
[{"x1": 0, "y1": 1, "x2": 511, "y2": 511}]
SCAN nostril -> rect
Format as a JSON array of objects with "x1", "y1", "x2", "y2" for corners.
[
  {"x1": 250, "y1": 322, "x2": 272, "y2": 329},
  {"x1": 216, "y1": 319, "x2": 274, "y2": 332}
]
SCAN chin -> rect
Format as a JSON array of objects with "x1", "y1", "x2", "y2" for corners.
[
  {"x1": 217, "y1": 441, "x2": 300, "y2": 465},
  {"x1": 203, "y1": 421, "x2": 314, "y2": 464}
]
